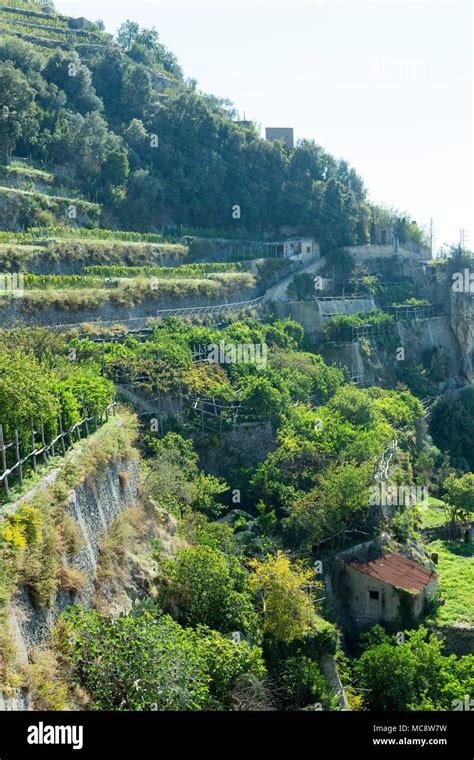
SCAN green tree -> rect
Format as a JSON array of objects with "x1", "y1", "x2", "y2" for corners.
[
  {"x1": 46, "y1": 110, "x2": 118, "y2": 186},
  {"x1": 0, "y1": 35, "x2": 45, "y2": 74},
  {"x1": 284, "y1": 462, "x2": 373, "y2": 552},
  {"x1": 116, "y1": 20, "x2": 140, "y2": 50},
  {"x1": 43, "y1": 51, "x2": 102, "y2": 114},
  {"x1": 276, "y1": 654, "x2": 328, "y2": 709},
  {"x1": 62, "y1": 606, "x2": 210, "y2": 711},
  {"x1": 240, "y1": 376, "x2": 283, "y2": 418},
  {"x1": 190, "y1": 626, "x2": 266, "y2": 706},
  {"x1": 101, "y1": 148, "x2": 130, "y2": 193},
  {"x1": 0, "y1": 347, "x2": 59, "y2": 448},
  {"x1": 121, "y1": 65, "x2": 153, "y2": 119},
  {"x1": 430, "y1": 391, "x2": 474, "y2": 470},
  {"x1": 248, "y1": 552, "x2": 318, "y2": 643},
  {"x1": 443, "y1": 473, "x2": 474, "y2": 531},
  {"x1": 354, "y1": 626, "x2": 473, "y2": 711},
  {"x1": 59, "y1": 370, "x2": 114, "y2": 418},
  {"x1": 146, "y1": 433, "x2": 227, "y2": 516},
  {"x1": 90, "y1": 48, "x2": 127, "y2": 124},
  {"x1": 160, "y1": 545, "x2": 259, "y2": 636},
  {"x1": 0, "y1": 62, "x2": 38, "y2": 160},
  {"x1": 328, "y1": 385, "x2": 376, "y2": 428}
]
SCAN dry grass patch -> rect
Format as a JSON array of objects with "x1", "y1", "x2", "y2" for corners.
[
  {"x1": 58, "y1": 566, "x2": 86, "y2": 592},
  {"x1": 93, "y1": 498, "x2": 180, "y2": 615}
]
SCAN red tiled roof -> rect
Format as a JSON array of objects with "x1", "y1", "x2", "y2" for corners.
[{"x1": 350, "y1": 552, "x2": 437, "y2": 592}]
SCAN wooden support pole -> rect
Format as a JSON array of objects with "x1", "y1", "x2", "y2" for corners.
[
  {"x1": 58, "y1": 414, "x2": 66, "y2": 456},
  {"x1": 0, "y1": 424, "x2": 9, "y2": 498},
  {"x1": 158, "y1": 388, "x2": 164, "y2": 436},
  {"x1": 40, "y1": 420, "x2": 48, "y2": 466},
  {"x1": 31, "y1": 419, "x2": 37, "y2": 474},
  {"x1": 14, "y1": 430, "x2": 23, "y2": 487},
  {"x1": 82, "y1": 396, "x2": 89, "y2": 437}
]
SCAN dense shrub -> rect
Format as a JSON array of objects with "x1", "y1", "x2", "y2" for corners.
[
  {"x1": 353, "y1": 626, "x2": 474, "y2": 711},
  {"x1": 159, "y1": 545, "x2": 259, "y2": 637},
  {"x1": 62, "y1": 606, "x2": 211, "y2": 711},
  {"x1": 61, "y1": 605, "x2": 266, "y2": 711},
  {"x1": 430, "y1": 390, "x2": 474, "y2": 470}
]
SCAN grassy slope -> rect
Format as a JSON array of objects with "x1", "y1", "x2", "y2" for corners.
[
  {"x1": 418, "y1": 496, "x2": 447, "y2": 529},
  {"x1": 418, "y1": 497, "x2": 474, "y2": 627},
  {"x1": 426, "y1": 539, "x2": 474, "y2": 627}
]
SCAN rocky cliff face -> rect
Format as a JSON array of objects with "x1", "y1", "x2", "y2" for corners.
[
  {"x1": 0, "y1": 415, "x2": 142, "y2": 710},
  {"x1": 319, "y1": 311, "x2": 470, "y2": 392},
  {"x1": 0, "y1": 689, "x2": 31, "y2": 711},
  {"x1": 7, "y1": 457, "x2": 140, "y2": 665},
  {"x1": 449, "y1": 292, "x2": 474, "y2": 384}
]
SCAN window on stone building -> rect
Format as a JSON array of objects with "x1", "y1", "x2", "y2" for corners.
[{"x1": 369, "y1": 590, "x2": 380, "y2": 601}]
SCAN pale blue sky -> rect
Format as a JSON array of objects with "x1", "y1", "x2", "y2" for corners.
[{"x1": 57, "y1": 0, "x2": 473, "y2": 252}]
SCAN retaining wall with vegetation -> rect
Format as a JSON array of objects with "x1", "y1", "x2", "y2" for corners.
[{"x1": 0, "y1": 413, "x2": 140, "y2": 710}]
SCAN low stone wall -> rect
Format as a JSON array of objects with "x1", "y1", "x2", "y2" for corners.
[
  {"x1": 271, "y1": 298, "x2": 376, "y2": 339},
  {"x1": 437, "y1": 625, "x2": 474, "y2": 656},
  {"x1": 0, "y1": 285, "x2": 260, "y2": 329},
  {"x1": 271, "y1": 301, "x2": 322, "y2": 338},
  {"x1": 347, "y1": 244, "x2": 431, "y2": 263}
]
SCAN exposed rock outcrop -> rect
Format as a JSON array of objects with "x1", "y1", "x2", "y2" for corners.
[
  {"x1": 449, "y1": 292, "x2": 474, "y2": 384},
  {"x1": 8, "y1": 457, "x2": 140, "y2": 663}
]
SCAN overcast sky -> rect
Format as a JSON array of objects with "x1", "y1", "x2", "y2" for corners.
[{"x1": 57, "y1": 0, "x2": 473, "y2": 253}]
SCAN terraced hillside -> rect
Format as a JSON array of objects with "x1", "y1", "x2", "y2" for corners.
[
  {"x1": 0, "y1": 2, "x2": 112, "y2": 52},
  {"x1": 0, "y1": 224, "x2": 304, "y2": 327},
  {"x1": 0, "y1": 0, "x2": 472, "y2": 725},
  {"x1": 0, "y1": 0, "x2": 428, "y2": 245}
]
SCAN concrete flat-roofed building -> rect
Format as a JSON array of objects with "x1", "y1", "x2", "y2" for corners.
[
  {"x1": 262, "y1": 237, "x2": 319, "y2": 261},
  {"x1": 283, "y1": 237, "x2": 319, "y2": 259},
  {"x1": 265, "y1": 127, "x2": 294, "y2": 149},
  {"x1": 344, "y1": 552, "x2": 437, "y2": 627}
]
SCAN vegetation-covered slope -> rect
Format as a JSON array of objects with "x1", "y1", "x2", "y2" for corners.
[
  {"x1": 0, "y1": 3, "x2": 427, "y2": 247},
  {"x1": 0, "y1": 1, "x2": 472, "y2": 718}
]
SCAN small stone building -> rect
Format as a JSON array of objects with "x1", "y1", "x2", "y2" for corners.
[
  {"x1": 265, "y1": 127, "x2": 294, "y2": 149},
  {"x1": 372, "y1": 224, "x2": 395, "y2": 246},
  {"x1": 344, "y1": 552, "x2": 437, "y2": 627}
]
